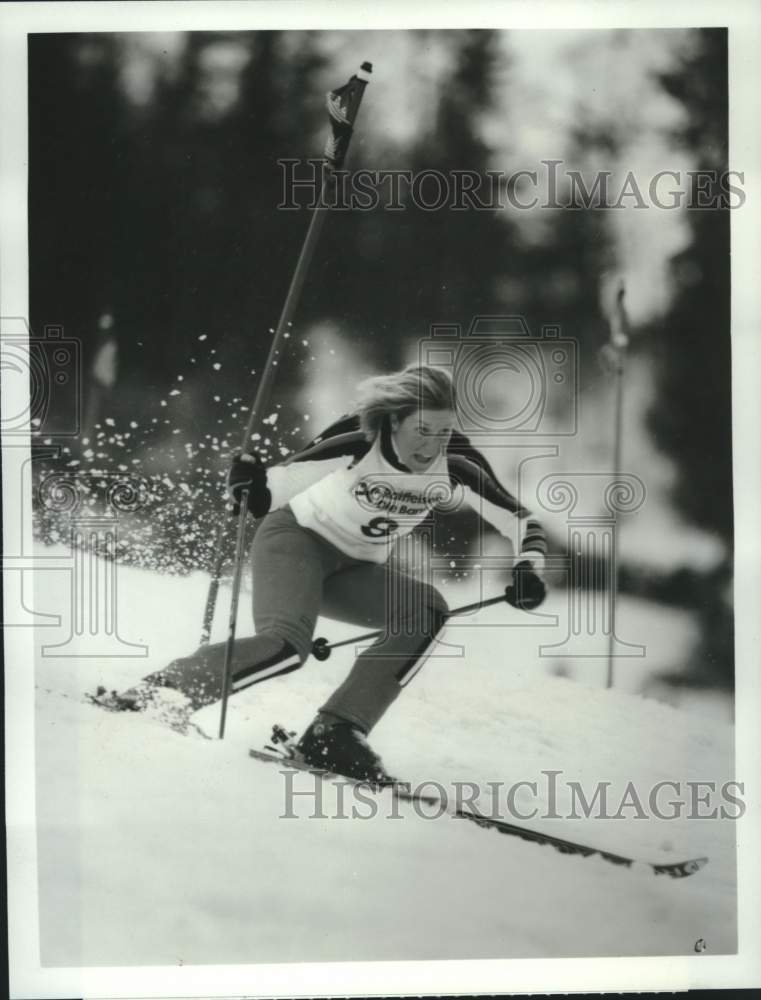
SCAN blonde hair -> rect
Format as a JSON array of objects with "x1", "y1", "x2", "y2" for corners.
[{"x1": 353, "y1": 365, "x2": 456, "y2": 441}]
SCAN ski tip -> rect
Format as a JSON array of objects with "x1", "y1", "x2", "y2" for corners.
[
  {"x1": 655, "y1": 856, "x2": 709, "y2": 878},
  {"x1": 684, "y1": 856, "x2": 710, "y2": 875}
]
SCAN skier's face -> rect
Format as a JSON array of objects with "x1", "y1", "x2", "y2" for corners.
[{"x1": 390, "y1": 408, "x2": 454, "y2": 472}]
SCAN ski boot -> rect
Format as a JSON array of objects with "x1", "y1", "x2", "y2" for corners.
[{"x1": 296, "y1": 714, "x2": 392, "y2": 785}]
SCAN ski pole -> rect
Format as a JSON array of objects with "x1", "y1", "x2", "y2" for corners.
[
  {"x1": 217, "y1": 63, "x2": 373, "y2": 738},
  {"x1": 201, "y1": 167, "x2": 333, "y2": 647},
  {"x1": 309, "y1": 585, "x2": 521, "y2": 661},
  {"x1": 201, "y1": 62, "x2": 373, "y2": 649},
  {"x1": 217, "y1": 480, "x2": 250, "y2": 739},
  {"x1": 604, "y1": 280, "x2": 630, "y2": 691}
]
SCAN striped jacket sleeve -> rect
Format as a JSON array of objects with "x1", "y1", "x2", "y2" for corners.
[
  {"x1": 446, "y1": 431, "x2": 547, "y2": 570},
  {"x1": 263, "y1": 414, "x2": 370, "y2": 510}
]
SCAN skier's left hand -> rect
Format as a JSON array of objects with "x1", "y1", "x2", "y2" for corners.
[{"x1": 507, "y1": 560, "x2": 547, "y2": 611}]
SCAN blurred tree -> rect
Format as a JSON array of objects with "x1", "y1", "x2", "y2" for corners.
[
  {"x1": 645, "y1": 29, "x2": 733, "y2": 686},
  {"x1": 646, "y1": 29, "x2": 731, "y2": 548},
  {"x1": 29, "y1": 34, "x2": 126, "y2": 418}
]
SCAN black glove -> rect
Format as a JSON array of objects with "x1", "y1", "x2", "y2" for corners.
[
  {"x1": 507, "y1": 560, "x2": 547, "y2": 611},
  {"x1": 228, "y1": 452, "x2": 271, "y2": 518}
]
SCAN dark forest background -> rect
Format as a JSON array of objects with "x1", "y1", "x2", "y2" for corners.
[{"x1": 27, "y1": 29, "x2": 732, "y2": 693}]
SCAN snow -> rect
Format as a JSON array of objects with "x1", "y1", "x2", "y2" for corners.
[{"x1": 33, "y1": 544, "x2": 737, "y2": 966}]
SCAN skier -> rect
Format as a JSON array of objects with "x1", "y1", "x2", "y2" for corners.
[{"x1": 96, "y1": 365, "x2": 548, "y2": 781}]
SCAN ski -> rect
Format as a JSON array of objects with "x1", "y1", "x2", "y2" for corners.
[
  {"x1": 77, "y1": 686, "x2": 213, "y2": 740},
  {"x1": 249, "y1": 743, "x2": 708, "y2": 879}
]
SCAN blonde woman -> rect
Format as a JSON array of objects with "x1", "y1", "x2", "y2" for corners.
[{"x1": 97, "y1": 365, "x2": 547, "y2": 781}]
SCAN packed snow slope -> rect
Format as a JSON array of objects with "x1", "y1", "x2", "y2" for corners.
[{"x1": 33, "y1": 547, "x2": 737, "y2": 966}]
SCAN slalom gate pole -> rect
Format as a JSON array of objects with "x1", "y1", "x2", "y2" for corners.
[
  {"x1": 309, "y1": 587, "x2": 518, "y2": 662},
  {"x1": 216, "y1": 63, "x2": 373, "y2": 738},
  {"x1": 604, "y1": 281, "x2": 630, "y2": 690}
]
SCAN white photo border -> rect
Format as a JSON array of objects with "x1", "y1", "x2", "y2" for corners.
[{"x1": 2, "y1": 0, "x2": 760, "y2": 996}]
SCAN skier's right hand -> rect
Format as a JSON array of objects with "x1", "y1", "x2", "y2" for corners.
[{"x1": 228, "y1": 451, "x2": 271, "y2": 518}]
